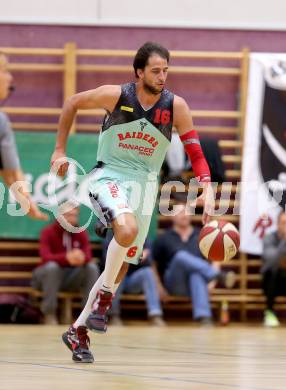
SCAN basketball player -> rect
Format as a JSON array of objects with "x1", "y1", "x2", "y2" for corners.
[
  {"x1": 51, "y1": 42, "x2": 214, "y2": 363},
  {"x1": 0, "y1": 52, "x2": 47, "y2": 220}
]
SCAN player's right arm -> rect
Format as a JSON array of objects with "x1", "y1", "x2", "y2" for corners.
[
  {"x1": 173, "y1": 96, "x2": 213, "y2": 224},
  {"x1": 51, "y1": 85, "x2": 121, "y2": 176}
]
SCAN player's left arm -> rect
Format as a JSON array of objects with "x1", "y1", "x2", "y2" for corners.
[{"x1": 173, "y1": 95, "x2": 214, "y2": 224}]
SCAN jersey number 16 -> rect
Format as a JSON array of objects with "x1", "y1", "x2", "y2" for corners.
[{"x1": 154, "y1": 109, "x2": 170, "y2": 125}]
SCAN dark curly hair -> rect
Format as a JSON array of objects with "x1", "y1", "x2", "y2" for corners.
[{"x1": 133, "y1": 42, "x2": 170, "y2": 78}]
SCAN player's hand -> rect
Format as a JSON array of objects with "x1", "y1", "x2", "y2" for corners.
[
  {"x1": 202, "y1": 184, "x2": 215, "y2": 225},
  {"x1": 51, "y1": 149, "x2": 69, "y2": 177},
  {"x1": 27, "y1": 200, "x2": 49, "y2": 221},
  {"x1": 191, "y1": 183, "x2": 215, "y2": 225}
]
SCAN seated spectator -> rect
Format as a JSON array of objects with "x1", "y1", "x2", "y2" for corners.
[
  {"x1": 200, "y1": 137, "x2": 226, "y2": 184},
  {"x1": 102, "y1": 231, "x2": 166, "y2": 326},
  {"x1": 262, "y1": 210, "x2": 286, "y2": 327},
  {"x1": 164, "y1": 132, "x2": 185, "y2": 180},
  {"x1": 32, "y1": 207, "x2": 99, "y2": 324},
  {"x1": 152, "y1": 203, "x2": 235, "y2": 325}
]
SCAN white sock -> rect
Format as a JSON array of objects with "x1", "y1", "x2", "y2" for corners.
[
  {"x1": 113, "y1": 282, "x2": 120, "y2": 293},
  {"x1": 102, "y1": 237, "x2": 128, "y2": 293},
  {"x1": 73, "y1": 277, "x2": 122, "y2": 328},
  {"x1": 73, "y1": 272, "x2": 104, "y2": 328}
]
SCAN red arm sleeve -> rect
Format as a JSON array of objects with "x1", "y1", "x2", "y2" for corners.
[
  {"x1": 179, "y1": 130, "x2": 211, "y2": 183},
  {"x1": 39, "y1": 228, "x2": 69, "y2": 267}
]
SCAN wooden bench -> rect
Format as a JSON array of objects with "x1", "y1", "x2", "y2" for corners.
[
  {"x1": 3, "y1": 241, "x2": 283, "y2": 323},
  {"x1": 0, "y1": 249, "x2": 246, "y2": 323}
]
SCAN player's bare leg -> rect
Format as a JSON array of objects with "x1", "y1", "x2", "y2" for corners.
[{"x1": 86, "y1": 213, "x2": 138, "y2": 333}]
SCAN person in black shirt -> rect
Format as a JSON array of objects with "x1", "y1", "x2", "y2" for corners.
[{"x1": 152, "y1": 203, "x2": 235, "y2": 324}]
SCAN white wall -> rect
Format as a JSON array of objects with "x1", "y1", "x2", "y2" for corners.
[{"x1": 1, "y1": 0, "x2": 286, "y2": 31}]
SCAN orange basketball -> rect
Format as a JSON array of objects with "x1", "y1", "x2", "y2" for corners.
[{"x1": 198, "y1": 220, "x2": 240, "y2": 262}]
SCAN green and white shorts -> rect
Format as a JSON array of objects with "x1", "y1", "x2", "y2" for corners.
[{"x1": 88, "y1": 164, "x2": 158, "y2": 264}]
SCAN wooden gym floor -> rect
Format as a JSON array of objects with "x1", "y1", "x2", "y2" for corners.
[{"x1": 0, "y1": 324, "x2": 286, "y2": 390}]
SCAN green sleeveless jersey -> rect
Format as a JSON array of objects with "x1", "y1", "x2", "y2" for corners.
[{"x1": 96, "y1": 83, "x2": 174, "y2": 176}]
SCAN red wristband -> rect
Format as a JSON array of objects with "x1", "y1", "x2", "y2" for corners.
[{"x1": 179, "y1": 130, "x2": 211, "y2": 183}]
